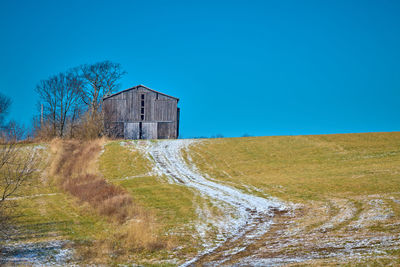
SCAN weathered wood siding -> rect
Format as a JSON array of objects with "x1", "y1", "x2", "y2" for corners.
[
  {"x1": 124, "y1": 122, "x2": 139, "y2": 139},
  {"x1": 142, "y1": 122, "x2": 158, "y2": 139},
  {"x1": 103, "y1": 85, "x2": 179, "y2": 139},
  {"x1": 157, "y1": 122, "x2": 175, "y2": 139}
]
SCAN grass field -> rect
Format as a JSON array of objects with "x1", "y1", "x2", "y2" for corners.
[
  {"x1": 99, "y1": 141, "x2": 201, "y2": 257},
  {"x1": 2, "y1": 140, "x2": 201, "y2": 265},
  {"x1": 1, "y1": 144, "x2": 112, "y2": 264},
  {"x1": 188, "y1": 132, "x2": 400, "y2": 202},
  {"x1": 1, "y1": 132, "x2": 400, "y2": 265},
  {"x1": 187, "y1": 132, "x2": 400, "y2": 265}
]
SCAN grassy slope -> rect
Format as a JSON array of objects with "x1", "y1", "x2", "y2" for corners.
[
  {"x1": 4, "y1": 141, "x2": 199, "y2": 265},
  {"x1": 5, "y1": 132, "x2": 400, "y2": 265},
  {"x1": 4, "y1": 144, "x2": 113, "y2": 262},
  {"x1": 99, "y1": 142, "x2": 197, "y2": 225},
  {"x1": 98, "y1": 141, "x2": 200, "y2": 257},
  {"x1": 188, "y1": 132, "x2": 400, "y2": 202},
  {"x1": 187, "y1": 132, "x2": 400, "y2": 265},
  {"x1": 14, "y1": 192, "x2": 109, "y2": 244}
]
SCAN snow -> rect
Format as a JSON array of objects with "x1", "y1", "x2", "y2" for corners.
[
  {"x1": 6, "y1": 193, "x2": 59, "y2": 201},
  {"x1": 134, "y1": 139, "x2": 288, "y2": 265},
  {"x1": 0, "y1": 240, "x2": 74, "y2": 265},
  {"x1": 350, "y1": 197, "x2": 395, "y2": 229}
]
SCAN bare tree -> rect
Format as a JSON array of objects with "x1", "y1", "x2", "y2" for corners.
[
  {"x1": 35, "y1": 71, "x2": 84, "y2": 138},
  {"x1": 69, "y1": 61, "x2": 126, "y2": 139},
  {"x1": 67, "y1": 104, "x2": 84, "y2": 138},
  {"x1": 0, "y1": 129, "x2": 38, "y2": 238},
  {"x1": 103, "y1": 101, "x2": 123, "y2": 138},
  {"x1": 34, "y1": 61, "x2": 125, "y2": 139},
  {"x1": 0, "y1": 95, "x2": 38, "y2": 237},
  {"x1": 57, "y1": 72, "x2": 84, "y2": 137},
  {"x1": 79, "y1": 61, "x2": 126, "y2": 116},
  {"x1": 0, "y1": 135, "x2": 37, "y2": 203},
  {"x1": 35, "y1": 76, "x2": 58, "y2": 137}
]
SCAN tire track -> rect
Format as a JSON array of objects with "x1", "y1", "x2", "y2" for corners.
[{"x1": 137, "y1": 139, "x2": 288, "y2": 266}]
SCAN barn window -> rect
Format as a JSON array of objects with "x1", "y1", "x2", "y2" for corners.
[{"x1": 140, "y1": 94, "x2": 145, "y2": 121}]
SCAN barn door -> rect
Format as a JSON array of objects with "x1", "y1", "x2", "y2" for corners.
[
  {"x1": 124, "y1": 122, "x2": 140, "y2": 139},
  {"x1": 157, "y1": 122, "x2": 172, "y2": 139},
  {"x1": 142, "y1": 122, "x2": 157, "y2": 139}
]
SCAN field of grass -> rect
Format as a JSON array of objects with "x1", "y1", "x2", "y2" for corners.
[
  {"x1": 187, "y1": 132, "x2": 400, "y2": 265},
  {"x1": 99, "y1": 141, "x2": 201, "y2": 256},
  {"x1": 188, "y1": 132, "x2": 400, "y2": 202},
  {"x1": 2, "y1": 140, "x2": 201, "y2": 265},
  {"x1": 2, "y1": 132, "x2": 400, "y2": 265},
  {"x1": 1, "y1": 144, "x2": 113, "y2": 264}
]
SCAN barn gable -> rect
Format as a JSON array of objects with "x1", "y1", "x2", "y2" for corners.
[
  {"x1": 103, "y1": 85, "x2": 179, "y2": 101},
  {"x1": 103, "y1": 85, "x2": 180, "y2": 140}
]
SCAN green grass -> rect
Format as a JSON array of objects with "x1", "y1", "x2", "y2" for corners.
[
  {"x1": 187, "y1": 132, "x2": 400, "y2": 262},
  {"x1": 119, "y1": 177, "x2": 196, "y2": 225},
  {"x1": 1, "y1": 144, "x2": 117, "y2": 265},
  {"x1": 98, "y1": 141, "x2": 200, "y2": 252},
  {"x1": 13, "y1": 191, "x2": 110, "y2": 243},
  {"x1": 4, "y1": 133, "x2": 400, "y2": 264},
  {"x1": 99, "y1": 142, "x2": 197, "y2": 225},
  {"x1": 188, "y1": 132, "x2": 400, "y2": 202},
  {"x1": 3, "y1": 144, "x2": 112, "y2": 245},
  {"x1": 99, "y1": 141, "x2": 150, "y2": 180},
  {"x1": 3, "y1": 141, "x2": 201, "y2": 264}
]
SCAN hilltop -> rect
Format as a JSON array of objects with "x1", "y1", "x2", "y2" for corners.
[{"x1": 1, "y1": 132, "x2": 400, "y2": 265}]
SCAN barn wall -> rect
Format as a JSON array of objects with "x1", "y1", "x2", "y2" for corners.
[
  {"x1": 103, "y1": 85, "x2": 179, "y2": 139},
  {"x1": 157, "y1": 122, "x2": 175, "y2": 139},
  {"x1": 142, "y1": 122, "x2": 157, "y2": 139},
  {"x1": 124, "y1": 122, "x2": 140, "y2": 139}
]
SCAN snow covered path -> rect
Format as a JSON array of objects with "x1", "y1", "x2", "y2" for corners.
[{"x1": 137, "y1": 139, "x2": 288, "y2": 265}]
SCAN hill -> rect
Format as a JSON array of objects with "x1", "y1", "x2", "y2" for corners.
[{"x1": 1, "y1": 132, "x2": 399, "y2": 265}]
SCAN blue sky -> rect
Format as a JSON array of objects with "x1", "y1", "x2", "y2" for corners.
[{"x1": 0, "y1": 0, "x2": 399, "y2": 138}]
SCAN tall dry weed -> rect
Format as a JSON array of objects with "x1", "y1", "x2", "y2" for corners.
[
  {"x1": 49, "y1": 139, "x2": 166, "y2": 253},
  {"x1": 123, "y1": 219, "x2": 163, "y2": 251}
]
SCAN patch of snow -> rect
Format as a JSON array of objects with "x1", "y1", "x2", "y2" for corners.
[
  {"x1": 350, "y1": 198, "x2": 394, "y2": 229},
  {"x1": 114, "y1": 174, "x2": 153, "y2": 181},
  {"x1": 133, "y1": 139, "x2": 289, "y2": 266},
  {"x1": 318, "y1": 199, "x2": 357, "y2": 232},
  {"x1": 0, "y1": 240, "x2": 74, "y2": 265},
  {"x1": 390, "y1": 196, "x2": 400, "y2": 205},
  {"x1": 6, "y1": 193, "x2": 59, "y2": 201},
  {"x1": 32, "y1": 145, "x2": 46, "y2": 151}
]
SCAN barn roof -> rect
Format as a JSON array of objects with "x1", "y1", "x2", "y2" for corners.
[{"x1": 103, "y1": 84, "x2": 179, "y2": 101}]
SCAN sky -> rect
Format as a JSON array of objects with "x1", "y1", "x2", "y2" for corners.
[{"x1": 0, "y1": 0, "x2": 399, "y2": 138}]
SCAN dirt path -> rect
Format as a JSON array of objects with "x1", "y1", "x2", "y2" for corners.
[{"x1": 137, "y1": 139, "x2": 288, "y2": 266}]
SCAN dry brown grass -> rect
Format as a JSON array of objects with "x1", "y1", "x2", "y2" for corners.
[
  {"x1": 48, "y1": 138, "x2": 167, "y2": 254},
  {"x1": 61, "y1": 174, "x2": 133, "y2": 222},
  {"x1": 50, "y1": 138, "x2": 102, "y2": 178}
]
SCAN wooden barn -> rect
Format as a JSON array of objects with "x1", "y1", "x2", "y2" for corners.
[{"x1": 103, "y1": 85, "x2": 180, "y2": 139}]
